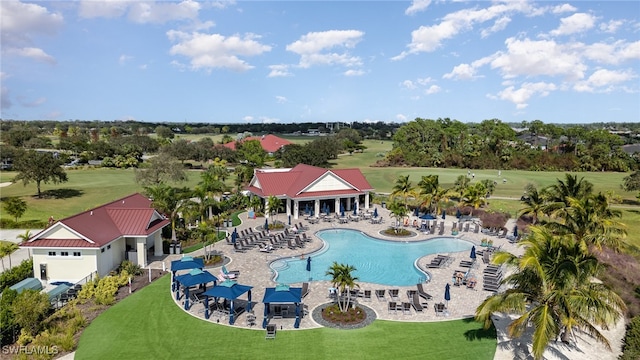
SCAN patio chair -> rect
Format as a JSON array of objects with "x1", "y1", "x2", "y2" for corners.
[
  {"x1": 363, "y1": 290, "x2": 372, "y2": 301},
  {"x1": 387, "y1": 301, "x2": 398, "y2": 314},
  {"x1": 247, "y1": 312, "x2": 257, "y2": 327},
  {"x1": 389, "y1": 289, "x2": 400, "y2": 300},
  {"x1": 265, "y1": 324, "x2": 277, "y2": 339},
  {"x1": 273, "y1": 305, "x2": 283, "y2": 319},
  {"x1": 301, "y1": 282, "x2": 309, "y2": 298},
  {"x1": 221, "y1": 265, "x2": 240, "y2": 279},
  {"x1": 411, "y1": 292, "x2": 426, "y2": 312},
  {"x1": 416, "y1": 283, "x2": 433, "y2": 301},
  {"x1": 375, "y1": 289, "x2": 386, "y2": 301},
  {"x1": 434, "y1": 302, "x2": 447, "y2": 316},
  {"x1": 402, "y1": 302, "x2": 412, "y2": 315}
]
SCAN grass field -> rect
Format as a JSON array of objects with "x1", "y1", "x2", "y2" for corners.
[{"x1": 75, "y1": 275, "x2": 497, "y2": 360}]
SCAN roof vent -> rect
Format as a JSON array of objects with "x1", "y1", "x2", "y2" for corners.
[{"x1": 90, "y1": 211, "x2": 93, "y2": 215}]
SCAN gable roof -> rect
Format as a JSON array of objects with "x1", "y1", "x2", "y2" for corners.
[
  {"x1": 245, "y1": 164, "x2": 373, "y2": 199},
  {"x1": 21, "y1": 193, "x2": 169, "y2": 249},
  {"x1": 223, "y1": 134, "x2": 292, "y2": 153}
]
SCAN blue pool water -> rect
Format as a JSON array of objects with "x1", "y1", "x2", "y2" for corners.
[{"x1": 272, "y1": 229, "x2": 473, "y2": 286}]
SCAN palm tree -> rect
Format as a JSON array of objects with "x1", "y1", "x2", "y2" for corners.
[
  {"x1": 325, "y1": 262, "x2": 359, "y2": 313},
  {"x1": 266, "y1": 196, "x2": 283, "y2": 225},
  {"x1": 453, "y1": 175, "x2": 470, "y2": 198},
  {"x1": 461, "y1": 183, "x2": 486, "y2": 216},
  {"x1": 391, "y1": 175, "x2": 415, "y2": 209},
  {"x1": 144, "y1": 184, "x2": 191, "y2": 242},
  {"x1": 519, "y1": 184, "x2": 546, "y2": 224},
  {"x1": 387, "y1": 201, "x2": 408, "y2": 229},
  {"x1": 249, "y1": 196, "x2": 263, "y2": 213},
  {"x1": 543, "y1": 174, "x2": 594, "y2": 214},
  {"x1": 0, "y1": 242, "x2": 19, "y2": 270},
  {"x1": 475, "y1": 226, "x2": 626, "y2": 360},
  {"x1": 417, "y1": 175, "x2": 439, "y2": 213}
]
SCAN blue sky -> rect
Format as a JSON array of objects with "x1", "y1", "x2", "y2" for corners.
[{"x1": 1, "y1": 1, "x2": 639, "y2": 124}]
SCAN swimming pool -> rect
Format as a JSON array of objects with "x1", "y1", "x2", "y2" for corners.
[{"x1": 271, "y1": 229, "x2": 473, "y2": 286}]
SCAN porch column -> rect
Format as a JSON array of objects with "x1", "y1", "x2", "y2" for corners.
[
  {"x1": 314, "y1": 200, "x2": 320, "y2": 217},
  {"x1": 154, "y1": 232, "x2": 163, "y2": 256},
  {"x1": 286, "y1": 198, "x2": 291, "y2": 218},
  {"x1": 136, "y1": 237, "x2": 147, "y2": 267},
  {"x1": 294, "y1": 200, "x2": 299, "y2": 220},
  {"x1": 346, "y1": 197, "x2": 351, "y2": 211},
  {"x1": 365, "y1": 192, "x2": 370, "y2": 210},
  {"x1": 334, "y1": 198, "x2": 340, "y2": 215}
]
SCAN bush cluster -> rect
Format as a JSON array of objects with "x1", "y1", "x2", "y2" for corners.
[{"x1": 0, "y1": 259, "x2": 33, "y2": 290}]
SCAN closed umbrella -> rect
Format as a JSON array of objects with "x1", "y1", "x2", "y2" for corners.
[
  {"x1": 264, "y1": 218, "x2": 269, "y2": 231},
  {"x1": 353, "y1": 202, "x2": 358, "y2": 216},
  {"x1": 373, "y1": 208, "x2": 378, "y2": 218},
  {"x1": 441, "y1": 210, "x2": 446, "y2": 219},
  {"x1": 513, "y1": 225, "x2": 518, "y2": 238},
  {"x1": 306, "y1": 256, "x2": 312, "y2": 280},
  {"x1": 444, "y1": 283, "x2": 451, "y2": 307},
  {"x1": 414, "y1": 208, "x2": 419, "y2": 217},
  {"x1": 231, "y1": 230, "x2": 237, "y2": 245},
  {"x1": 470, "y1": 245, "x2": 476, "y2": 260},
  {"x1": 456, "y1": 209, "x2": 461, "y2": 219},
  {"x1": 340, "y1": 203, "x2": 345, "y2": 217}
]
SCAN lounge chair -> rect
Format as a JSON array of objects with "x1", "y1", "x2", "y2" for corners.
[
  {"x1": 411, "y1": 293, "x2": 425, "y2": 312},
  {"x1": 402, "y1": 302, "x2": 412, "y2": 315},
  {"x1": 301, "y1": 282, "x2": 309, "y2": 298},
  {"x1": 247, "y1": 312, "x2": 257, "y2": 327},
  {"x1": 416, "y1": 283, "x2": 433, "y2": 301},
  {"x1": 375, "y1": 289, "x2": 386, "y2": 301},
  {"x1": 221, "y1": 265, "x2": 240, "y2": 279},
  {"x1": 389, "y1": 289, "x2": 400, "y2": 300},
  {"x1": 434, "y1": 302, "x2": 447, "y2": 316},
  {"x1": 265, "y1": 324, "x2": 277, "y2": 339}
]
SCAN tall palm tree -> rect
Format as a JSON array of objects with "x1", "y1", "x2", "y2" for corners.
[
  {"x1": 144, "y1": 185, "x2": 191, "y2": 242},
  {"x1": 543, "y1": 174, "x2": 594, "y2": 213},
  {"x1": 388, "y1": 201, "x2": 408, "y2": 229},
  {"x1": 391, "y1": 174, "x2": 415, "y2": 209},
  {"x1": 266, "y1": 196, "x2": 283, "y2": 225},
  {"x1": 519, "y1": 184, "x2": 546, "y2": 224},
  {"x1": 461, "y1": 183, "x2": 486, "y2": 216},
  {"x1": 325, "y1": 262, "x2": 359, "y2": 313},
  {"x1": 475, "y1": 226, "x2": 626, "y2": 360},
  {"x1": 417, "y1": 175, "x2": 439, "y2": 213},
  {"x1": 0, "y1": 242, "x2": 19, "y2": 270}
]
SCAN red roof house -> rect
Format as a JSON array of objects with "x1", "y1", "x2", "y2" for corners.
[
  {"x1": 21, "y1": 193, "x2": 169, "y2": 284},
  {"x1": 245, "y1": 164, "x2": 374, "y2": 220},
  {"x1": 223, "y1": 134, "x2": 292, "y2": 154}
]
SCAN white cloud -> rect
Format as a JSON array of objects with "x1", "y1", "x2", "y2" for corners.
[
  {"x1": 6, "y1": 47, "x2": 56, "y2": 64},
  {"x1": 243, "y1": 116, "x2": 254, "y2": 122},
  {"x1": 259, "y1": 116, "x2": 279, "y2": 123},
  {"x1": 490, "y1": 37, "x2": 586, "y2": 81},
  {"x1": 492, "y1": 81, "x2": 557, "y2": 109},
  {"x1": 443, "y1": 63, "x2": 478, "y2": 80},
  {"x1": 79, "y1": 0, "x2": 202, "y2": 24},
  {"x1": 394, "y1": 1, "x2": 541, "y2": 59},
  {"x1": 167, "y1": 31, "x2": 271, "y2": 72},
  {"x1": 17, "y1": 95, "x2": 46, "y2": 108},
  {"x1": 481, "y1": 16, "x2": 511, "y2": 38},
  {"x1": 599, "y1": 19, "x2": 625, "y2": 33},
  {"x1": 286, "y1": 30, "x2": 364, "y2": 69},
  {"x1": 549, "y1": 13, "x2": 596, "y2": 36},
  {"x1": 344, "y1": 69, "x2": 365, "y2": 76},
  {"x1": 405, "y1": 0, "x2": 431, "y2": 16},
  {"x1": 401, "y1": 80, "x2": 417, "y2": 90},
  {"x1": 581, "y1": 40, "x2": 640, "y2": 65},
  {"x1": 268, "y1": 64, "x2": 292, "y2": 78},
  {"x1": 574, "y1": 68, "x2": 636, "y2": 92},
  {"x1": 396, "y1": 114, "x2": 408, "y2": 122},
  {"x1": 552, "y1": 4, "x2": 577, "y2": 14},
  {"x1": 417, "y1": 77, "x2": 434, "y2": 85},
  {"x1": 425, "y1": 85, "x2": 441, "y2": 95},
  {"x1": 119, "y1": 54, "x2": 133, "y2": 65},
  {"x1": 275, "y1": 96, "x2": 288, "y2": 104}
]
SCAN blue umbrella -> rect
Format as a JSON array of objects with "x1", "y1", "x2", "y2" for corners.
[
  {"x1": 419, "y1": 213, "x2": 436, "y2": 220},
  {"x1": 444, "y1": 283, "x2": 451, "y2": 305},
  {"x1": 353, "y1": 202, "x2": 358, "y2": 216},
  {"x1": 470, "y1": 245, "x2": 476, "y2": 260},
  {"x1": 513, "y1": 225, "x2": 518, "y2": 238},
  {"x1": 265, "y1": 218, "x2": 269, "y2": 230},
  {"x1": 304, "y1": 203, "x2": 310, "y2": 214},
  {"x1": 456, "y1": 209, "x2": 461, "y2": 219},
  {"x1": 414, "y1": 208, "x2": 419, "y2": 217},
  {"x1": 441, "y1": 210, "x2": 446, "y2": 219},
  {"x1": 231, "y1": 230, "x2": 237, "y2": 244},
  {"x1": 288, "y1": 214, "x2": 291, "y2": 226},
  {"x1": 373, "y1": 208, "x2": 378, "y2": 218},
  {"x1": 306, "y1": 256, "x2": 312, "y2": 272}
]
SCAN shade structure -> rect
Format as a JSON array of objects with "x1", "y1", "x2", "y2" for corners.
[
  {"x1": 419, "y1": 213, "x2": 436, "y2": 220},
  {"x1": 262, "y1": 286, "x2": 303, "y2": 328},
  {"x1": 175, "y1": 269, "x2": 218, "y2": 310},
  {"x1": 373, "y1": 208, "x2": 378, "y2": 218},
  {"x1": 470, "y1": 246, "x2": 477, "y2": 260},
  {"x1": 202, "y1": 280, "x2": 253, "y2": 324},
  {"x1": 444, "y1": 283, "x2": 451, "y2": 305},
  {"x1": 170, "y1": 256, "x2": 205, "y2": 292}
]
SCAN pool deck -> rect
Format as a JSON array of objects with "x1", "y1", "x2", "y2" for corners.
[{"x1": 154, "y1": 207, "x2": 625, "y2": 360}]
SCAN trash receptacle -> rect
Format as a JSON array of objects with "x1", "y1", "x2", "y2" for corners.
[
  {"x1": 381, "y1": 202, "x2": 386, "y2": 209},
  {"x1": 175, "y1": 243, "x2": 181, "y2": 255},
  {"x1": 169, "y1": 243, "x2": 175, "y2": 254}
]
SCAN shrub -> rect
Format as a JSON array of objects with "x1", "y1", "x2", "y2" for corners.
[
  {"x1": 620, "y1": 316, "x2": 640, "y2": 360},
  {"x1": 0, "y1": 259, "x2": 33, "y2": 290},
  {"x1": 119, "y1": 260, "x2": 142, "y2": 276}
]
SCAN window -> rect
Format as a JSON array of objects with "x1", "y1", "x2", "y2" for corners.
[
  {"x1": 61, "y1": 251, "x2": 69, "y2": 256},
  {"x1": 73, "y1": 252, "x2": 81, "y2": 257},
  {"x1": 48, "y1": 251, "x2": 56, "y2": 256},
  {"x1": 107, "y1": 245, "x2": 111, "y2": 249},
  {"x1": 101, "y1": 248, "x2": 105, "y2": 253}
]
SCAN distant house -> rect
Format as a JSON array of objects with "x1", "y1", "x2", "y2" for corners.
[
  {"x1": 223, "y1": 134, "x2": 292, "y2": 155},
  {"x1": 20, "y1": 193, "x2": 169, "y2": 285},
  {"x1": 244, "y1": 164, "x2": 374, "y2": 220}
]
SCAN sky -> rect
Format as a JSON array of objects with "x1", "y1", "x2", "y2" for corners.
[{"x1": 1, "y1": 1, "x2": 639, "y2": 125}]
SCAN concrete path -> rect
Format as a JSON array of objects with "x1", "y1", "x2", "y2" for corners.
[{"x1": 0, "y1": 229, "x2": 39, "y2": 273}]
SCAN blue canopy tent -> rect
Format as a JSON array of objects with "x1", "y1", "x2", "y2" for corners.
[
  {"x1": 262, "y1": 285, "x2": 303, "y2": 328},
  {"x1": 202, "y1": 280, "x2": 253, "y2": 325},
  {"x1": 170, "y1": 256, "x2": 204, "y2": 292},
  {"x1": 419, "y1": 213, "x2": 436, "y2": 220},
  {"x1": 174, "y1": 268, "x2": 218, "y2": 310}
]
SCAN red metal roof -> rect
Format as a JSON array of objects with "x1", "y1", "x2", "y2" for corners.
[
  {"x1": 22, "y1": 239, "x2": 98, "y2": 248},
  {"x1": 223, "y1": 134, "x2": 292, "y2": 153},
  {"x1": 247, "y1": 164, "x2": 373, "y2": 199},
  {"x1": 22, "y1": 193, "x2": 169, "y2": 249}
]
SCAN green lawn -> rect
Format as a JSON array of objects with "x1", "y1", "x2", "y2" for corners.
[{"x1": 76, "y1": 275, "x2": 497, "y2": 360}]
